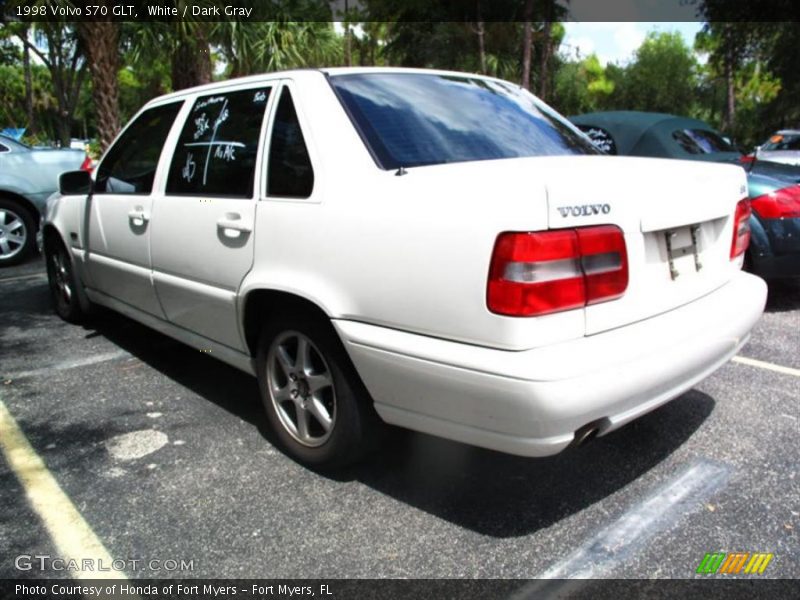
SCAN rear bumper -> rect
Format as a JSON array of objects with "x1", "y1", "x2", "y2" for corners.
[{"x1": 334, "y1": 272, "x2": 767, "y2": 457}]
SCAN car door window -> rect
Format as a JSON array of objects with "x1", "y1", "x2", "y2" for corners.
[
  {"x1": 166, "y1": 88, "x2": 271, "y2": 198},
  {"x1": 267, "y1": 87, "x2": 314, "y2": 199},
  {"x1": 0, "y1": 143, "x2": 9, "y2": 153},
  {"x1": 95, "y1": 102, "x2": 182, "y2": 195}
]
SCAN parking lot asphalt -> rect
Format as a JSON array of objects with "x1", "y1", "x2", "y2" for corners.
[{"x1": 0, "y1": 256, "x2": 798, "y2": 582}]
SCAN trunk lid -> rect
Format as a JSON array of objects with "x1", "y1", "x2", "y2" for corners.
[{"x1": 542, "y1": 156, "x2": 748, "y2": 334}]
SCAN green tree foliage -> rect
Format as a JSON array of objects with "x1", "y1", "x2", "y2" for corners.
[
  {"x1": 13, "y1": 21, "x2": 88, "y2": 146},
  {"x1": 552, "y1": 54, "x2": 614, "y2": 116},
  {"x1": 214, "y1": 21, "x2": 342, "y2": 77},
  {"x1": 614, "y1": 31, "x2": 698, "y2": 115}
]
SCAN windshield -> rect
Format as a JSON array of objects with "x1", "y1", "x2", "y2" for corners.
[
  {"x1": 672, "y1": 128, "x2": 738, "y2": 155},
  {"x1": 329, "y1": 72, "x2": 598, "y2": 170},
  {"x1": 762, "y1": 133, "x2": 800, "y2": 151}
]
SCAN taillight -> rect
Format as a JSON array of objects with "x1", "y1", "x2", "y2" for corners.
[
  {"x1": 750, "y1": 186, "x2": 800, "y2": 219},
  {"x1": 487, "y1": 225, "x2": 628, "y2": 317},
  {"x1": 730, "y1": 198, "x2": 752, "y2": 259},
  {"x1": 80, "y1": 155, "x2": 93, "y2": 173}
]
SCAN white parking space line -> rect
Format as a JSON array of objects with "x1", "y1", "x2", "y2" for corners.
[
  {"x1": 733, "y1": 355, "x2": 800, "y2": 378},
  {"x1": 4, "y1": 350, "x2": 131, "y2": 379},
  {"x1": 520, "y1": 459, "x2": 730, "y2": 589},
  {"x1": 0, "y1": 400, "x2": 126, "y2": 581}
]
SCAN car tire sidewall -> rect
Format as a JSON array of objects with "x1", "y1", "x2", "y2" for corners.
[
  {"x1": 45, "y1": 237, "x2": 86, "y2": 323},
  {"x1": 0, "y1": 200, "x2": 36, "y2": 267},
  {"x1": 256, "y1": 312, "x2": 377, "y2": 469}
]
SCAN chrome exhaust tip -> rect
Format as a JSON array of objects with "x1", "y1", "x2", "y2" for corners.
[{"x1": 571, "y1": 422, "x2": 601, "y2": 447}]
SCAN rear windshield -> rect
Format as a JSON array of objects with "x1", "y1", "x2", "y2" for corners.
[
  {"x1": 672, "y1": 128, "x2": 737, "y2": 154},
  {"x1": 329, "y1": 73, "x2": 597, "y2": 169}
]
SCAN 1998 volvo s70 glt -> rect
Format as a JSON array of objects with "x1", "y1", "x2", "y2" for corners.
[{"x1": 43, "y1": 68, "x2": 767, "y2": 468}]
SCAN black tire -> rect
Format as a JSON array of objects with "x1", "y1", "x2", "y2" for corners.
[
  {"x1": 256, "y1": 309, "x2": 381, "y2": 469},
  {"x1": 0, "y1": 199, "x2": 36, "y2": 267},
  {"x1": 44, "y1": 236, "x2": 88, "y2": 323}
]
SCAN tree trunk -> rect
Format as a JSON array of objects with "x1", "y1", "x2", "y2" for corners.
[
  {"x1": 538, "y1": 20, "x2": 553, "y2": 100},
  {"x1": 78, "y1": 16, "x2": 120, "y2": 152},
  {"x1": 521, "y1": 1, "x2": 533, "y2": 90},
  {"x1": 345, "y1": 24, "x2": 352, "y2": 66},
  {"x1": 172, "y1": 26, "x2": 212, "y2": 91},
  {"x1": 723, "y1": 50, "x2": 736, "y2": 132},
  {"x1": 476, "y1": 21, "x2": 486, "y2": 74},
  {"x1": 22, "y1": 27, "x2": 36, "y2": 135}
]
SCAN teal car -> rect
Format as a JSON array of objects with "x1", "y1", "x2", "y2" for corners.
[
  {"x1": 570, "y1": 112, "x2": 800, "y2": 279},
  {"x1": 0, "y1": 135, "x2": 89, "y2": 266}
]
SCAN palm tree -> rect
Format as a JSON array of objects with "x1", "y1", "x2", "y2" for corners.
[
  {"x1": 76, "y1": 1, "x2": 120, "y2": 151},
  {"x1": 127, "y1": 1, "x2": 215, "y2": 91},
  {"x1": 214, "y1": 21, "x2": 342, "y2": 77}
]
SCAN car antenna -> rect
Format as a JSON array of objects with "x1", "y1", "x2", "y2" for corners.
[
  {"x1": 749, "y1": 148, "x2": 758, "y2": 173},
  {"x1": 395, "y1": 166, "x2": 408, "y2": 176}
]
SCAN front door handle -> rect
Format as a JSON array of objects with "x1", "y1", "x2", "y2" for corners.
[
  {"x1": 128, "y1": 207, "x2": 149, "y2": 226},
  {"x1": 217, "y1": 213, "x2": 252, "y2": 237}
]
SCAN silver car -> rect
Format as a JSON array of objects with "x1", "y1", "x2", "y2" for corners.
[
  {"x1": 0, "y1": 135, "x2": 87, "y2": 266},
  {"x1": 754, "y1": 129, "x2": 800, "y2": 167}
]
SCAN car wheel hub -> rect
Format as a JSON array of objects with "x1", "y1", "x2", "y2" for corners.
[
  {"x1": 266, "y1": 331, "x2": 337, "y2": 448},
  {"x1": 50, "y1": 251, "x2": 72, "y2": 304},
  {"x1": 0, "y1": 209, "x2": 27, "y2": 259}
]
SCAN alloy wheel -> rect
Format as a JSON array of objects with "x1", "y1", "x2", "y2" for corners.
[
  {"x1": 266, "y1": 331, "x2": 337, "y2": 447},
  {"x1": 0, "y1": 208, "x2": 28, "y2": 260}
]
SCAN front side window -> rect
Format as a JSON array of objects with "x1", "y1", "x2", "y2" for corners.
[
  {"x1": 672, "y1": 129, "x2": 737, "y2": 155},
  {"x1": 267, "y1": 87, "x2": 314, "y2": 198},
  {"x1": 166, "y1": 87, "x2": 271, "y2": 198},
  {"x1": 95, "y1": 102, "x2": 182, "y2": 194},
  {"x1": 329, "y1": 73, "x2": 598, "y2": 170}
]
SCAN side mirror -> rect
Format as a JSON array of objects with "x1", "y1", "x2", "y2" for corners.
[
  {"x1": 59, "y1": 170, "x2": 92, "y2": 195},
  {"x1": 754, "y1": 145, "x2": 762, "y2": 156}
]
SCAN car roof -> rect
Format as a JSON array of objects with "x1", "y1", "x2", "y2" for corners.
[
  {"x1": 0, "y1": 134, "x2": 29, "y2": 151},
  {"x1": 144, "y1": 67, "x2": 516, "y2": 108},
  {"x1": 569, "y1": 110, "x2": 739, "y2": 159}
]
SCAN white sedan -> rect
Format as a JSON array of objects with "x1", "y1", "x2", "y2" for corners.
[{"x1": 42, "y1": 68, "x2": 767, "y2": 468}]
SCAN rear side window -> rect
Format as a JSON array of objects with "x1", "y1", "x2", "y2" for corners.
[
  {"x1": 0, "y1": 143, "x2": 9, "y2": 153},
  {"x1": 330, "y1": 73, "x2": 597, "y2": 170},
  {"x1": 577, "y1": 125, "x2": 617, "y2": 155},
  {"x1": 95, "y1": 102, "x2": 182, "y2": 194},
  {"x1": 672, "y1": 129, "x2": 736, "y2": 155},
  {"x1": 166, "y1": 87, "x2": 271, "y2": 198},
  {"x1": 267, "y1": 87, "x2": 314, "y2": 198}
]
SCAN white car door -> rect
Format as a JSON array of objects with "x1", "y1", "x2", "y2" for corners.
[
  {"x1": 149, "y1": 84, "x2": 276, "y2": 351},
  {"x1": 85, "y1": 102, "x2": 183, "y2": 316}
]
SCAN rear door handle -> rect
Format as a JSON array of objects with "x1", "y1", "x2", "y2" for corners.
[
  {"x1": 216, "y1": 213, "x2": 252, "y2": 237},
  {"x1": 128, "y1": 207, "x2": 149, "y2": 226}
]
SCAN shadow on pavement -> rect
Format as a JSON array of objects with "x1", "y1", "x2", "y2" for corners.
[
  {"x1": 2, "y1": 258, "x2": 717, "y2": 540},
  {"x1": 85, "y1": 306, "x2": 715, "y2": 538},
  {"x1": 764, "y1": 278, "x2": 800, "y2": 313}
]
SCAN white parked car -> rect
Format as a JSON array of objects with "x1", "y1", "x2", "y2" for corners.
[
  {"x1": 754, "y1": 129, "x2": 800, "y2": 166},
  {"x1": 43, "y1": 68, "x2": 767, "y2": 468}
]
